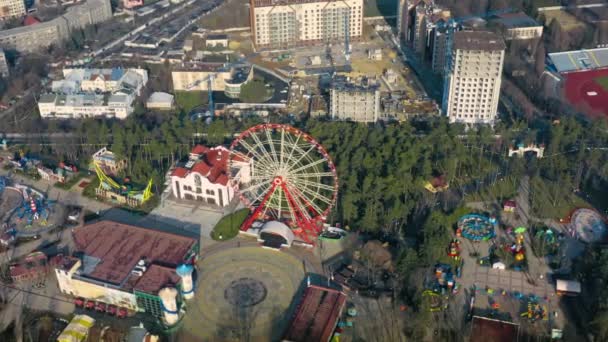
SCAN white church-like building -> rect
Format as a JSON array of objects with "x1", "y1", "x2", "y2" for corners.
[{"x1": 170, "y1": 145, "x2": 248, "y2": 207}]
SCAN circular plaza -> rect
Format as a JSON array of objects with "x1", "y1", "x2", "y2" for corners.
[{"x1": 179, "y1": 246, "x2": 306, "y2": 341}]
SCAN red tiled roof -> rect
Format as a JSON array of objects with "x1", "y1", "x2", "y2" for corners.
[
  {"x1": 191, "y1": 145, "x2": 210, "y2": 155},
  {"x1": 173, "y1": 145, "x2": 230, "y2": 186},
  {"x1": 72, "y1": 221, "x2": 196, "y2": 286},
  {"x1": 10, "y1": 252, "x2": 47, "y2": 279},
  {"x1": 23, "y1": 15, "x2": 40, "y2": 26},
  {"x1": 504, "y1": 200, "x2": 517, "y2": 208},
  {"x1": 284, "y1": 285, "x2": 347, "y2": 342},
  {"x1": 470, "y1": 316, "x2": 519, "y2": 342},
  {"x1": 172, "y1": 167, "x2": 188, "y2": 177},
  {"x1": 133, "y1": 264, "x2": 181, "y2": 294},
  {"x1": 191, "y1": 161, "x2": 211, "y2": 175}
]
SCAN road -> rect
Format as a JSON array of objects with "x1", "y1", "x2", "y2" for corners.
[{"x1": 95, "y1": 0, "x2": 225, "y2": 61}]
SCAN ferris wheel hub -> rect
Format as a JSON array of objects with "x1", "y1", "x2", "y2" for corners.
[{"x1": 273, "y1": 176, "x2": 284, "y2": 185}]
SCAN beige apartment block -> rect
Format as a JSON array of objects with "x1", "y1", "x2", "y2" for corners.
[
  {"x1": 250, "y1": 0, "x2": 363, "y2": 49},
  {"x1": 443, "y1": 31, "x2": 505, "y2": 125}
]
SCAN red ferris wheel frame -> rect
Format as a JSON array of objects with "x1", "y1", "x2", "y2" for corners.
[{"x1": 228, "y1": 123, "x2": 339, "y2": 244}]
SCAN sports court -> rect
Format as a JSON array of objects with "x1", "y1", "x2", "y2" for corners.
[
  {"x1": 563, "y1": 68, "x2": 608, "y2": 118},
  {"x1": 549, "y1": 47, "x2": 608, "y2": 118}
]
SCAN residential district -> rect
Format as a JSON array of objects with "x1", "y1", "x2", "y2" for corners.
[{"x1": 0, "y1": 0, "x2": 606, "y2": 341}]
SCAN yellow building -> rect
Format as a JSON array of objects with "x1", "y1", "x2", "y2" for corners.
[{"x1": 54, "y1": 221, "x2": 199, "y2": 318}]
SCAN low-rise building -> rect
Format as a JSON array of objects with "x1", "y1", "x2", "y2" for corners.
[
  {"x1": 490, "y1": 12, "x2": 543, "y2": 41},
  {"x1": 9, "y1": 252, "x2": 49, "y2": 283},
  {"x1": 41, "y1": 68, "x2": 147, "y2": 119},
  {"x1": 52, "y1": 68, "x2": 148, "y2": 95},
  {"x1": 172, "y1": 64, "x2": 253, "y2": 98},
  {"x1": 146, "y1": 92, "x2": 174, "y2": 110},
  {"x1": 330, "y1": 76, "x2": 380, "y2": 123},
  {"x1": 91, "y1": 147, "x2": 126, "y2": 176},
  {"x1": 0, "y1": 0, "x2": 112, "y2": 52},
  {"x1": 170, "y1": 145, "x2": 249, "y2": 207},
  {"x1": 183, "y1": 39, "x2": 193, "y2": 52},
  {"x1": 38, "y1": 92, "x2": 136, "y2": 119},
  {"x1": 37, "y1": 165, "x2": 70, "y2": 183},
  {"x1": 55, "y1": 221, "x2": 198, "y2": 318},
  {"x1": 205, "y1": 34, "x2": 228, "y2": 48}
]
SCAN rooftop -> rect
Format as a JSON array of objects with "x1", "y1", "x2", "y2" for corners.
[
  {"x1": 453, "y1": 31, "x2": 506, "y2": 52},
  {"x1": 548, "y1": 47, "x2": 608, "y2": 73},
  {"x1": 207, "y1": 34, "x2": 228, "y2": 40},
  {"x1": 132, "y1": 264, "x2": 181, "y2": 294},
  {"x1": 470, "y1": 316, "x2": 519, "y2": 342},
  {"x1": 147, "y1": 92, "x2": 174, "y2": 104},
  {"x1": 171, "y1": 145, "x2": 231, "y2": 186},
  {"x1": 332, "y1": 76, "x2": 380, "y2": 93},
  {"x1": 72, "y1": 220, "x2": 196, "y2": 286},
  {"x1": 283, "y1": 285, "x2": 347, "y2": 342},
  {"x1": 252, "y1": 0, "x2": 331, "y2": 7},
  {"x1": 491, "y1": 12, "x2": 540, "y2": 28}
]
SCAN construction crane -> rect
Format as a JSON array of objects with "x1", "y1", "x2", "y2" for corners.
[
  {"x1": 344, "y1": 11, "x2": 351, "y2": 62},
  {"x1": 186, "y1": 73, "x2": 215, "y2": 120}
]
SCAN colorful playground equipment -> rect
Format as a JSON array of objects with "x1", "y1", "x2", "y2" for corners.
[
  {"x1": 13, "y1": 190, "x2": 54, "y2": 226},
  {"x1": 94, "y1": 162, "x2": 153, "y2": 207},
  {"x1": 433, "y1": 263, "x2": 459, "y2": 296},
  {"x1": 447, "y1": 239, "x2": 461, "y2": 260},
  {"x1": 457, "y1": 214, "x2": 496, "y2": 241},
  {"x1": 422, "y1": 290, "x2": 448, "y2": 312},
  {"x1": 520, "y1": 301, "x2": 548, "y2": 323}
]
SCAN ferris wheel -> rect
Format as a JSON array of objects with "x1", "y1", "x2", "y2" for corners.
[{"x1": 229, "y1": 124, "x2": 339, "y2": 243}]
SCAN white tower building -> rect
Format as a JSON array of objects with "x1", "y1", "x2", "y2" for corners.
[
  {"x1": 158, "y1": 287, "x2": 179, "y2": 326},
  {"x1": 176, "y1": 264, "x2": 194, "y2": 300}
]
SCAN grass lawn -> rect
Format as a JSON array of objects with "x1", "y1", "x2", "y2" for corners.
[
  {"x1": 54, "y1": 173, "x2": 85, "y2": 190},
  {"x1": 200, "y1": 0, "x2": 250, "y2": 29},
  {"x1": 211, "y1": 208, "x2": 250, "y2": 241},
  {"x1": 364, "y1": 0, "x2": 397, "y2": 17},
  {"x1": 595, "y1": 76, "x2": 608, "y2": 92},
  {"x1": 175, "y1": 91, "x2": 208, "y2": 113},
  {"x1": 530, "y1": 177, "x2": 591, "y2": 219}
]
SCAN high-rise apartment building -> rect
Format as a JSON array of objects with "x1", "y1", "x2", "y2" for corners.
[
  {"x1": 398, "y1": 0, "x2": 450, "y2": 70},
  {"x1": 0, "y1": 0, "x2": 25, "y2": 20},
  {"x1": 250, "y1": 0, "x2": 363, "y2": 49},
  {"x1": 330, "y1": 76, "x2": 380, "y2": 123},
  {"x1": 442, "y1": 31, "x2": 505, "y2": 124}
]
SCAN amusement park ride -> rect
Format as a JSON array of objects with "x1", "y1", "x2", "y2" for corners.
[
  {"x1": 0, "y1": 176, "x2": 55, "y2": 227},
  {"x1": 228, "y1": 124, "x2": 339, "y2": 244},
  {"x1": 94, "y1": 162, "x2": 153, "y2": 207}
]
